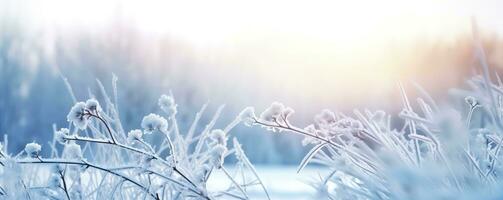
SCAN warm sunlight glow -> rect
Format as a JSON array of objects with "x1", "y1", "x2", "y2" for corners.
[
  {"x1": 33, "y1": 0, "x2": 493, "y2": 44},
  {"x1": 22, "y1": 0, "x2": 503, "y2": 103}
]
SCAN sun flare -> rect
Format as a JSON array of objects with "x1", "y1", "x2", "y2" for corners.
[
  {"x1": 31, "y1": 0, "x2": 490, "y2": 44},
  {"x1": 11, "y1": 0, "x2": 503, "y2": 105}
]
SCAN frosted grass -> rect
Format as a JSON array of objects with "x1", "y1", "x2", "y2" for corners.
[{"x1": 0, "y1": 79, "x2": 270, "y2": 200}]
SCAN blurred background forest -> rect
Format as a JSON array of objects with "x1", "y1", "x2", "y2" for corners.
[{"x1": 2, "y1": 0, "x2": 503, "y2": 164}]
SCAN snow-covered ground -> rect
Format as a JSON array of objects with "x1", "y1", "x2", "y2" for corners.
[{"x1": 208, "y1": 165, "x2": 325, "y2": 200}]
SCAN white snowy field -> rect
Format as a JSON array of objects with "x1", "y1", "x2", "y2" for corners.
[{"x1": 208, "y1": 165, "x2": 326, "y2": 200}]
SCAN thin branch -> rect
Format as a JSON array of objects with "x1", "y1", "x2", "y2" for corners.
[
  {"x1": 17, "y1": 159, "x2": 158, "y2": 199},
  {"x1": 59, "y1": 170, "x2": 71, "y2": 200}
]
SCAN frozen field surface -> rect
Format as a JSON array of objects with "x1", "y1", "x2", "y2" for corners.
[{"x1": 208, "y1": 165, "x2": 326, "y2": 200}]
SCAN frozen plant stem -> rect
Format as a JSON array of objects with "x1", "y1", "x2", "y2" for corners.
[
  {"x1": 466, "y1": 104, "x2": 479, "y2": 152},
  {"x1": 59, "y1": 170, "x2": 71, "y2": 200},
  {"x1": 221, "y1": 166, "x2": 249, "y2": 199},
  {"x1": 1, "y1": 85, "x2": 267, "y2": 199},
  {"x1": 466, "y1": 105, "x2": 478, "y2": 128},
  {"x1": 85, "y1": 111, "x2": 116, "y2": 144},
  {"x1": 252, "y1": 118, "x2": 380, "y2": 171},
  {"x1": 160, "y1": 129, "x2": 177, "y2": 164},
  {"x1": 64, "y1": 135, "x2": 201, "y2": 194},
  {"x1": 485, "y1": 136, "x2": 503, "y2": 178},
  {"x1": 83, "y1": 109, "x2": 201, "y2": 195},
  {"x1": 17, "y1": 159, "x2": 159, "y2": 199}
]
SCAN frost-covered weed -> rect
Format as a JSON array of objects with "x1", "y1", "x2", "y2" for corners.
[
  {"x1": 141, "y1": 113, "x2": 169, "y2": 134},
  {"x1": 0, "y1": 78, "x2": 269, "y2": 200},
  {"x1": 158, "y1": 94, "x2": 177, "y2": 118},
  {"x1": 247, "y1": 85, "x2": 503, "y2": 199},
  {"x1": 127, "y1": 129, "x2": 144, "y2": 144},
  {"x1": 238, "y1": 107, "x2": 255, "y2": 127},
  {"x1": 54, "y1": 128, "x2": 70, "y2": 145},
  {"x1": 66, "y1": 102, "x2": 88, "y2": 130},
  {"x1": 243, "y1": 28, "x2": 503, "y2": 199},
  {"x1": 24, "y1": 142, "x2": 42, "y2": 158}
]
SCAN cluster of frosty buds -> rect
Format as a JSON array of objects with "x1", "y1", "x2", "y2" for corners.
[
  {"x1": 24, "y1": 142, "x2": 42, "y2": 158},
  {"x1": 257, "y1": 102, "x2": 294, "y2": 132},
  {"x1": 127, "y1": 129, "x2": 143, "y2": 144},
  {"x1": 465, "y1": 96, "x2": 479, "y2": 108},
  {"x1": 67, "y1": 102, "x2": 88, "y2": 130},
  {"x1": 333, "y1": 118, "x2": 363, "y2": 133},
  {"x1": 238, "y1": 107, "x2": 256, "y2": 126},
  {"x1": 67, "y1": 99, "x2": 101, "y2": 130},
  {"x1": 210, "y1": 129, "x2": 227, "y2": 146},
  {"x1": 85, "y1": 99, "x2": 101, "y2": 113},
  {"x1": 54, "y1": 128, "x2": 70, "y2": 144},
  {"x1": 209, "y1": 144, "x2": 227, "y2": 169},
  {"x1": 208, "y1": 129, "x2": 228, "y2": 169},
  {"x1": 158, "y1": 94, "x2": 177, "y2": 118},
  {"x1": 260, "y1": 102, "x2": 292, "y2": 122},
  {"x1": 141, "y1": 113, "x2": 168, "y2": 134},
  {"x1": 314, "y1": 109, "x2": 337, "y2": 126},
  {"x1": 304, "y1": 109, "x2": 365, "y2": 145}
]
